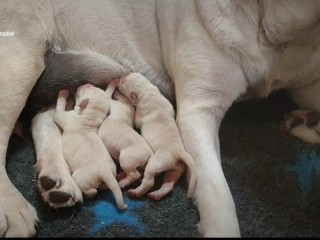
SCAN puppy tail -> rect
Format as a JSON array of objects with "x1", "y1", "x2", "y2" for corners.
[
  {"x1": 102, "y1": 173, "x2": 128, "y2": 210},
  {"x1": 179, "y1": 151, "x2": 197, "y2": 199}
]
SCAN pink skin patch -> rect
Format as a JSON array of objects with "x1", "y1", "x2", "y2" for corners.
[
  {"x1": 114, "y1": 77, "x2": 126, "y2": 86},
  {"x1": 110, "y1": 78, "x2": 124, "y2": 98},
  {"x1": 117, "y1": 171, "x2": 127, "y2": 181},
  {"x1": 112, "y1": 78, "x2": 121, "y2": 86},
  {"x1": 128, "y1": 189, "x2": 137, "y2": 197}
]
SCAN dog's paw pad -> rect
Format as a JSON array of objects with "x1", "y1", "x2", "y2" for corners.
[
  {"x1": 284, "y1": 110, "x2": 307, "y2": 130},
  {"x1": 306, "y1": 111, "x2": 320, "y2": 128},
  {"x1": 49, "y1": 191, "x2": 71, "y2": 204},
  {"x1": 288, "y1": 116, "x2": 304, "y2": 129},
  {"x1": 39, "y1": 176, "x2": 57, "y2": 191},
  {"x1": 283, "y1": 110, "x2": 320, "y2": 144}
]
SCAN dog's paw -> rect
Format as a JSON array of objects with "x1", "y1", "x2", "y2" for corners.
[
  {"x1": 283, "y1": 109, "x2": 320, "y2": 144},
  {"x1": 198, "y1": 221, "x2": 221, "y2": 237},
  {"x1": 37, "y1": 163, "x2": 83, "y2": 208},
  {"x1": 0, "y1": 175, "x2": 38, "y2": 237},
  {"x1": 197, "y1": 218, "x2": 240, "y2": 237}
]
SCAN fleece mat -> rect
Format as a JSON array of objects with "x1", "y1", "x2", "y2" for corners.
[{"x1": 6, "y1": 90, "x2": 320, "y2": 237}]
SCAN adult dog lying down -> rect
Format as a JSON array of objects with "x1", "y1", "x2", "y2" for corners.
[{"x1": 2, "y1": 0, "x2": 320, "y2": 237}]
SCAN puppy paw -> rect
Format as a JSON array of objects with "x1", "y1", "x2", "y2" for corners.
[
  {"x1": 58, "y1": 89, "x2": 69, "y2": 98},
  {"x1": 37, "y1": 163, "x2": 83, "y2": 208},
  {"x1": 283, "y1": 109, "x2": 320, "y2": 144},
  {"x1": 147, "y1": 167, "x2": 184, "y2": 200},
  {"x1": 0, "y1": 175, "x2": 38, "y2": 237},
  {"x1": 118, "y1": 171, "x2": 142, "y2": 189}
]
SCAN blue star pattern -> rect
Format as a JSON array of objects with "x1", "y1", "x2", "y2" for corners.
[
  {"x1": 286, "y1": 149, "x2": 320, "y2": 198},
  {"x1": 86, "y1": 191, "x2": 146, "y2": 236}
]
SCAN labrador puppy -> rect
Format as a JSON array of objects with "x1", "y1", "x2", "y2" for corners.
[
  {"x1": 1, "y1": 0, "x2": 320, "y2": 237},
  {"x1": 115, "y1": 73, "x2": 197, "y2": 200},
  {"x1": 98, "y1": 80, "x2": 154, "y2": 189},
  {"x1": 53, "y1": 85, "x2": 127, "y2": 210}
]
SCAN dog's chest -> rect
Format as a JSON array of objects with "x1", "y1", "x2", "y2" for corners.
[{"x1": 257, "y1": 26, "x2": 320, "y2": 98}]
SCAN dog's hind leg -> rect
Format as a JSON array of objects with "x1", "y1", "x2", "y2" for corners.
[
  {"x1": 0, "y1": 3, "x2": 49, "y2": 237},
  {"x1": 31, "y1": 107, "x2": 83, "y2": 208}
]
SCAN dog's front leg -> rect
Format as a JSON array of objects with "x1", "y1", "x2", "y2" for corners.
[
  {"x1": 31, "y1": 107, "x2": 83, "y2": 208},
  {"x1": 0, "y1": 2, "x2": 49, "y2": 236},
  {"x1": 176, "y1": 88, "x2": 241, "y2": 237},
  {"x1": 173, "y1": 56, "x2": 247, "y2": 237}
]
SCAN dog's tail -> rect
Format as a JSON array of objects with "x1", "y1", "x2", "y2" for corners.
[
  {"x1": 178, "y1": 151, "x2": 197, "y2": 199},
  {"x1": 101, "y1": 172, "x2": 128, "y2": 210}
]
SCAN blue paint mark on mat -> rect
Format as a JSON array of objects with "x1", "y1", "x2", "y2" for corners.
[
  {"x1": 286, "y1": 149, "x2": 320, "y2": 198},
  {"x1": 87, "y1": 191, "x2": 146, "y2": 236}
]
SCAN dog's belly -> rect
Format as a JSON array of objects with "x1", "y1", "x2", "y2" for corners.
[
  {"x1": 51, "y1": 0, "x2": 173, "y2": 99},
  {"x1": 45, "y1": 0, "x2": 320, "y2": 108}
]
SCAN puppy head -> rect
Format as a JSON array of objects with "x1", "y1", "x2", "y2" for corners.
[
  {"x1": 116, "y1": 73, "x2": 156, "y2": 105},
  {"x1": 75, "y1": 83, "x2": 109, "y2": 114}
]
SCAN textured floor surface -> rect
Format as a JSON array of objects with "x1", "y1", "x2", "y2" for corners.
[{"x1": 6, "y1": 91, "x2": 320, "y2": 237}]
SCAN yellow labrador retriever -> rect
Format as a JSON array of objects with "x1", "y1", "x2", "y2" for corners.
[{"x1": 1, "y1": 0, "x2": 320, "y2": 237}]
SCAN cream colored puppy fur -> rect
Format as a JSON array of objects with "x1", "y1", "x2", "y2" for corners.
[
  {"x1": 116, "y1": 73, "x2": 197, "y2": 200},
  {"x1": 54, "y1": 85, "x2": 127, "y2": 210},
  {"x1": 2, "y1": 0, "x2": 320, "y2": 237},
  {"x1": 98, "y1": 81, "x2": 154, "y2": 189}
]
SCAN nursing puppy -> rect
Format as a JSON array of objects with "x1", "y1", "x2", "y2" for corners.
[
  {"x1": 116, "y1": 73, "x2": 197, "y2": 200},
  {"x1": 54, "y1": 84, "x2": 127, "y2": 210},
  {"x1": 98, "y1": 81, "x2": 154, "y2": 189}
]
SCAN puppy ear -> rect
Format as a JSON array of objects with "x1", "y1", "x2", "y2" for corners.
[
  {"x1": 79, "y1": 98, "x2": 89, "y2": 109},
  {"x1": 130, "y1": 92, "x2": 138, "y2": 104}
]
